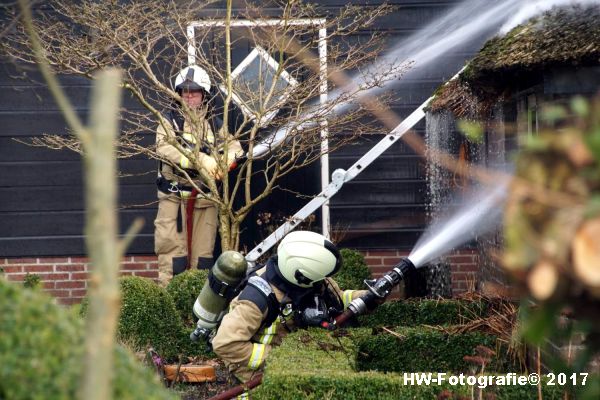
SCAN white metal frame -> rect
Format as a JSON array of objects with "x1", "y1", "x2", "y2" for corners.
[
  {"x1": 187, "y1": 19, "x2": 331, "y2": 236},
  {"x1": 219, "y1": 45, "x2": 299, "y2": 126},
  {"x1": 245, "y1": 67, "x2": 466, "y2": 264}
]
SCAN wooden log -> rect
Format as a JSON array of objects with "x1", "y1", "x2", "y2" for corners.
[
  {"x1": 566, "y1": 135, "x2": 594, "y2": 168},
  {"x1": 163, "y1": 364, "x2": 216, "y2": 383},
  {"x1": 528, "y1": 260, "x2": 559, "y2": 301},
  {"x1": 573, "y1": 217, "x2": 600, "y2": 289}
]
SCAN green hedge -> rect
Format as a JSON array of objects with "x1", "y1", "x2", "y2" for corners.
[
  {"x1": 0, "y1": 278, "x2": 175, "y2": 400},
  {"x1": 256, "y1": 371, "x2": 474, "y2": 400},
  {"x1": 358, "y1": 298, "x2": 487, "y2": 327},
  {"x1": 166, "y1": 269, "x2": 209, "y2": 327},
  {"x1": 117, "y1": 277, "x2": 189, "y2": 360},
  {"x1": 256, "y1": 372, "x2": 563, "y2": 400},
  {"x1": 82, "y1": 276, "x2": 208, "y2": 361},
  {"x1": 253, "y1": 328, "x2": 563, "y2": 400},
  {"x1": 355, "y1": 326, "x2": 519, "y2": 373},
  {"x1": 336, "y1": 249, "x2": 371, "y2": 290}
]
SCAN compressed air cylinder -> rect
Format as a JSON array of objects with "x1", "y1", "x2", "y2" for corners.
[{"x1": 193, "y1": 251, "x2": 248, "y2": 332}]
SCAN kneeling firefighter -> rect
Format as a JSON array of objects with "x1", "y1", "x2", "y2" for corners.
[
  {"x1": 191, "y1": 230, "x2": 417, "y2": 399},
  {"x1": 210, "y1": 231, "x2": 372, "y2": 384}
]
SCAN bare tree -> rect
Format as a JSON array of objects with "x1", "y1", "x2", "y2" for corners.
[
  {"x1": 2, "y1": 0, "x2": 408, "y2": 251},
  {"x1": 14, "y1": 0, "x2": 145, "y2": 399}
]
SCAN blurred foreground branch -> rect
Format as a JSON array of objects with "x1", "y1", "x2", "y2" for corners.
[{"x1": 16, "y1": 1, "x2": 144, "y2": 399}]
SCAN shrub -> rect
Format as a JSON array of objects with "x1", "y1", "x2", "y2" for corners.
[
  {"x1": 117, "y1": 277, "x2": 188, "y2": 360},
  {"x1": 81, "y1": 276, "x2": 207, "y2": 360},
  {"x1": 336, "y1": 248, "x2": 371, "y2": 290},
  {"x1": 253, "y1": 328, "x2": 562, "y2": 400},
  {"x1": 0, "y1": 278, "x2": 175, "y2": 400},
  {"x1": 358, "y1": 298, "x2": 487, "y2": 327},
  {"x1": 166, "y1": 269, "x2": 209, "y2": 327},
  {"x1": 354, "y1": 326, "x2": 519, "y2": 373}
]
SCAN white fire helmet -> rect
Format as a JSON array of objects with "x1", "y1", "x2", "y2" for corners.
[
  {"x1": 277, "y1": 231, "x2": 342, "y2": 288},
  {"x1": 174, "y1": 65, "x2": 211, "y2": 93}
]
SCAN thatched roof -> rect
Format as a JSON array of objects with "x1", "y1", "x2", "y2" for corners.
[
  {"x1": 429, "y1": 5, "x2": 600, "y2": 116},
  {"x1": 427, "y1": 78, "x2": 497, "y2": 118}
]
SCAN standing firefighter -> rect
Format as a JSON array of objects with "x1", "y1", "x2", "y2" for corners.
[
  {"x1": 211, "y1": 231, "x2": 370, "y2": 388},
  {"x1": 154, "y1": 65, "x2": 243, "y2": 284}
]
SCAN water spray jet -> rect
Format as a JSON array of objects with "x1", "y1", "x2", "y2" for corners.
[
  {"x1": 410, "y1": 179, "x2": 511, "y2": 269},
  {"x1": 248, "y1": 0, "x2": 600, "y2": 160},
  {"x1": 329, "y1": 178, "x2": 510, "y2": 326}
]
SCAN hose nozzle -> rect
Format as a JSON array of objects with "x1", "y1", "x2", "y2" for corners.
[
  {"x1": 331, "y1": 258, "x2": 416, "y2": 328},
  {"x1": 364, "y1": 258, "x2": 416, "y2": 299}
]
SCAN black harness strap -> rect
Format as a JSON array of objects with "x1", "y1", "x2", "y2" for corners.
[
  {"x1": 156, "y1": 176, "x2": 195, "y2": 195},
  {"x1": 238, "y1": 276, "x2": 280, "y2": 329},
  {"x1": 176, "y1": 204, "x2": 183, "y2": 233},
  {"x1": 208, "y1": 270, "x2": 240, "y2": 301}
]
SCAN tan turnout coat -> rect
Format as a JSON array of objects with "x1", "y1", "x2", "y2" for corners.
[
  {"x1": 212, "y1": 268, "x2": 367, "y2": 382},
  {"x1": 154, "y1": 109, "x2": 242, "y2": 280}
]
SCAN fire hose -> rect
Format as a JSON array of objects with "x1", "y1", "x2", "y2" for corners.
[
  {"x1": 208, "y1": 373, "x2": 264, "y2": 400},
  {"x1": 205, "y1": 258, "x2": 416, "y2": 400}
]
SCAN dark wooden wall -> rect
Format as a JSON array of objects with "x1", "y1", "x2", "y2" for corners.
[
  {"x1": 0, "y1": 0, "x2": 481, "y2": 257},
  {"x1": 0, "y1": 58, "x2": 157, "y2": 256},
  {"x1": 327, "y1": 0, "x2": 481, "y2": 249}
]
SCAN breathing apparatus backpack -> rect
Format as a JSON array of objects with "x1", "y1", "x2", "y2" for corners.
[
  {"x1": 190, "y1": 251, "x2": 281, "y2": 343},
  {"x1": 190, "y1": 251, "x2": 249, "y2": 342},
  {"x1": 190, "y1": 252, "x2": 344, "y2": 343}
]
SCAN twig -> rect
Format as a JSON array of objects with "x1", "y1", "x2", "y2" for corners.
[
  {"x1": 537, "y1": 346, "x2": 542, "y2": 400},
  {"x1": 169, "y1": 355, "x2": 184, "y2": 387},
  {"x1": 381, "y1": 326, "x2": 406, "y2": 340},
  {"x1": 17, "y1": 0, "x2": 88, "y2": 143},
  {"x1": 118, "y1": 218, "x2": 145, "y2": 258}
]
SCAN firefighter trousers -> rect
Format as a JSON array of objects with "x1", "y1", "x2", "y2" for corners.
[{"x1": 154, "y1": 191, "x2": 218, "y2": 285}]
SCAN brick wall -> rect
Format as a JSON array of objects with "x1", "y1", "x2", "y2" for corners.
[
  {"x1": 363, "y1": 248, "x2": 480, "y2": 297},
  {"x1": 1, "y1": 248, "x2": 480, "y2": 304},
  {"x1": 1, "y1": 256, "x2": 158, "y2": 305}
]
